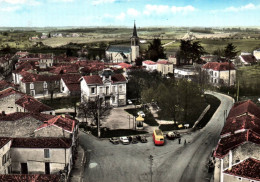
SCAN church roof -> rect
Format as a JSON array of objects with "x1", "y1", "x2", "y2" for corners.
[
  {"x1": 132, "y1": 22, "x2": 138, "y2": 37},
  {"x1": 106, "y1": 45, "x2": 131, "y2": 53}
]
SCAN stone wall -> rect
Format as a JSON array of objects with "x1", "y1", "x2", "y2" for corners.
[
  {"x1": 0, "y1": 95, "x2": 19, "y2": 114},
  {"x1": 0, "y1": 117, "x2": 42, "y2": 137},
  {"x1": 34, "y1": 125, "x2": 71, "y2": 138},
  {"x1": 223, "y1": 173, "x2": 252, "y2": 182}
]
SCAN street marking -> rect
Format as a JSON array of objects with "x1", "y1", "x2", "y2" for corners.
[{"x1": 89, "y1": 163, "x2": 98, "y2": 168}]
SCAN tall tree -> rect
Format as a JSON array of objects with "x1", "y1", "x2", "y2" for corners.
[
  {"x1": 224, "y1": 43, "x2": 239, "y2": 86},
  {"x1": 145, "y1": 38, "x2": 166, "y2": 62},
  {"x1": 190, "y1": 41, "x2": 206, "y2": 64}
]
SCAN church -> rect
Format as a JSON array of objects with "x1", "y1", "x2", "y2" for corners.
[{"x1": 105, "y1": 23, "x2": 140, "y2": 64}]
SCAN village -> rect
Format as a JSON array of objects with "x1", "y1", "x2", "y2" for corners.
[{"x1": 0, "y1": 21, "x2": 259, "y2": 182}]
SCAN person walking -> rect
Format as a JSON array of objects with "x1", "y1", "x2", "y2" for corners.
[{"x1": 178, "y1": 138, "x2": 181, "y2": 144}]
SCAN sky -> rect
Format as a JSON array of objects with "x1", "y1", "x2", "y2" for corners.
[{"x1": 0, "y1": 0, "x2": 260, "y2": 27}]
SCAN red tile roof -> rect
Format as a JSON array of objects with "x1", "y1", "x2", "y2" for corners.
[
  {"x1": 36, "y1": 115, "x2": 76, "y2": 133},
  {"x1": 0, "y1": 80, "x2": 15, "y2": 91},
  {"x1": 15, "y1": 95, "x2": 53, "y2": 113},
  {"x1": 61, "y1": 74, "x2": 81, "y2": 92},
  {"x1": 143, "y1": 60, "x2": 157, "y2": 65},
  {"x1": 118, "y1": 62, "x2": 132, "y2": 69},
  {"x1": 241, "y1": 55, "x2": 257, "y2": 64},
  {"x1": 214, "y1": 130, "x2": 260, "y2": 158},
  {"x1": 21, "y1": 72, "x2": 61, "y2": 83},
  {"x1": 0, "y1": 137, "x2": 11, "y2": 148},
  {"x1": 111, "y1": 74, "x2": 127, "y2": 83},
  {"x1": 223, "y1": 158, "x2": 260, "y2": 181},
  {"x1": 227, "y1": 100, "x2": 260, "y2": 119},
  {"x1": 0, "y1": 88, "x2": 24, "y2": 99},
  {"x1": 221, "y1": 115, "x2": 260, "y2": 136},
  {"x1": 83, "y1": 75, "x2": 103, "y2": 85},
  {"x1": 202, "y1": 62, "x2": 235, "y2": 71},
  {"x1": 157, "y1": 60, "x2": 171, "y2": 64},
  {"x1": 0, "y1": 174, "x2": 61, "y2": 182},
  {"x1": 50, "y1": 64, "x2": 79, "y2": 74},
  {"x1": 0, "y1": 112, "x2": 55, "y2": 122},
  {"x1": 11, "y1": 137, "x2": 72, "y2": 148}
]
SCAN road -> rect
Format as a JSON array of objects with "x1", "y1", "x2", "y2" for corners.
[{"x1": 80, "y1": 91, "x2": 234, "y2": 182}]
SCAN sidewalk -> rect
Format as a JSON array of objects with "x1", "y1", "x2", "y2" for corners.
[{"x1": 70, "y1": 145, "x2": 86, "y2": 182}]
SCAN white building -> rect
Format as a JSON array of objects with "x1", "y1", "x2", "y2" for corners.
[
  {"x1": 142, "y1": 61, "x2": 157, "y2": 72},
  {"x1": 253, "y1": 48, "x2": 260, "y2": 60},
  {"x1": 174, "y1": 65, "x2": 197, "y2": 80},
  {"x1": 202, "y1": 62, "x2": 236, "y2": 86},
  {"x1": 80, "y1": 69, "x2": 127, "y2": 106},
  {"x1": 11, "y1": 137, "x2": 73, "y2": 176},
  {"x1": 0, "y1": 138, "x2": 12, "y2": 174}
]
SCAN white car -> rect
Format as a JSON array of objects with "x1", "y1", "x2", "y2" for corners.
[
  {"x1": 137, "y1": 111, "x2": 145, "y2": 117},
  {"x1": 119, "y1": 136, "x2": 130, "y2": 145},
  {"x1": 127, "y1": 99, "x2": 133, "y2": 104}
]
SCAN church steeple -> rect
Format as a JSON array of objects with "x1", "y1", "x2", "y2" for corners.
[{"x1": 132, "y1": 21, "x2": 138, "y2": 37}]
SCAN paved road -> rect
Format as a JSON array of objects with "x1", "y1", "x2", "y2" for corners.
[{"x1": 80, "y1": 91, "x2": 234, "y2": 182}]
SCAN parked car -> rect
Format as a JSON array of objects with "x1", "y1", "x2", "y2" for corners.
[
  {"x1": 166, "y1": 132, "x2": 181, "y2": 140},
  {"x1": 136, "y1": 135, "x2": 148, "y2": 143},
  {"x1": 127, "y1": 136, "x2": 133, "y2": 142},
  {"x1": 120, "y1": 136, "x2": 130, "y2": 145},
  {"x1": 127, "y1": 99, "x2": 133, "y2": 104},
  {"x1": 131, "y1": 136, "x2": 138, "y2": 144},
  {"x1": 137, "y1": 111, "x2": 145, "y2": 117},
  {"x1": 109, "y1": 137, "x2": 119, "y2": 144}
]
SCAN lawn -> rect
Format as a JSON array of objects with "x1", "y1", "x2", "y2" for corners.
[{"x1": 236, "y1": 64, "x2": 260, "y2": 97}]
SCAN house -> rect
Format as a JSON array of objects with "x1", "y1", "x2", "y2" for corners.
[
  {"x1": 0, "y1": 112, "x2": 55, "y2": 137},
  {"x1": 34, "y1": 115, "x2": 79, "y2": 161},
  {"x1": 18, "y1": 53, "x2": 54, "y2": 68},
  {"x1": 168, "y1": 55, "x2": 177, "y2": 65},
  {"x1": 201, "y1": 55, "x2": 218, "y2": 63},
  {"x1": 0, "y1": 174, "x2": 61, "y2": 182},
  {"x1": 19, "y1": 72, "x2": 60, "y2": 97},
  {"x1": 142, "y1": 61, "x2": 157, "y2": 72},
  {"x1": 106, "y1": 23, "x2": 139, "y2": 63},
  {"x1": 15, "y1": 95, "x2": 55, "y2": 115},
  {"x1": 174, "y1": 65, "x2": 197, "y2": 80},
  {"x1": 213, "y1": 100, "x2": 260, "y2": 182},
  {"x1": 10, "y1": 137, "x2": 73, "y2": 176},
  {"x1": 60, "y1": 74, "x2": 81, "y2": 96},
  {"x1": 238, "y1": 54, "x2": 257, "y2": 66},
  {"x1": 0, "y1": 88, "x2": 24, "y2": 114},
  {"x1": 0, "y1": 138, "x2": 12, "y2": 174},
  {"x1": 0, "y1": 55, "x2": 13, "y2": 77},
  {"x1": 202, "y1": 62, "x2": 236, "y2": 86},
  {"x1": 80, "y1": 69, "x2": 127, "y2": 106},
  {"x1": 157, "y1": 60, "x2": 174, "y2": 75},
  {"x1": 253, "y1": 48, "x2": 260, "y2": 60},
  {"x1": 15, "y1": 51, "x2": 29, "y2": 58},
  {"x1": 222, "y1": 158, "x2": 260, "y2": 182}
]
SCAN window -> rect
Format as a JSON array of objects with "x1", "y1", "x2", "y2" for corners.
[
  {"x1": 238, "y1": 178, "x2": 242, "y2": 181},
  {"x1": 119, "y1": 85, "x2": 123, "y2": 92},
  {"x1": 91, "y1": 87, "x2": 95, "y2": 94},
  {"x1": 2, "y1": 154, "x2": 6, "y2": 165},
  {"x1": 215, "y1": 72, "x2": 217, "y2": 77},
  {"x1": 44, "y1": 149, "x2": 50, "y2": 158},
  {"x1": 30, "y1": 83, "x2": 34, "y2": 89},
  {"x1": 43, "y1": 82, "x2": 47, "y2": 89}
]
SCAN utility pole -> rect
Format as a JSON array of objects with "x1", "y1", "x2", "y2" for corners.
[
  {"x1": 236, "y1": 80, "x2": 240, "y2": 102},
  {"x1": 97, "y1": 96, "x2": 101, "y2": 138},
  {"x1": 149, "y1": 155, "x2": 153, "y2": 182}
]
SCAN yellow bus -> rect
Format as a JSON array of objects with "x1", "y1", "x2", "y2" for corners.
[{"x1": 153, "y1": 129, "x2": 164, "y2": 145}]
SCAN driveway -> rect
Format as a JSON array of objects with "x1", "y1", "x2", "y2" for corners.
[{"x1": 80, "y1": 91, "x2": 234, "y2": 182}]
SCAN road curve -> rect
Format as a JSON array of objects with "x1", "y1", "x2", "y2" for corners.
[
  {"x1": 80, "y1": 91, "x2": 234, "y2": 182},
  {"x1": 153, "y1": 91, "x2": 234, "y2": 182}
]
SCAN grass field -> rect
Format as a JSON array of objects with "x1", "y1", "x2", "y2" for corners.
[{"x1": 237, "y1": 64, "x2": 260, "y2": 96}]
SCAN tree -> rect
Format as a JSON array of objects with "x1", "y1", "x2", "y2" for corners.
[
  {"x1": 135, "y1": 57, "x2": 143, "y2": 66},
  {"x1": 178, "y1": 40, "x2": 206, "y2": 65},
  {"x1": 78, "y1": 97, "x2": 111, "y2": 137},
  {"x1": 223, "y1": 43, "x2": 239, "y2": 86},
  {"x1": 145, "y1": 38, "x2": 166, "y2": 62}
]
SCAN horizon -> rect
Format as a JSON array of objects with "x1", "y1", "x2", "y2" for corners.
[{"x1": 0, "y1": 0, "x2": 260, "y2": 27}]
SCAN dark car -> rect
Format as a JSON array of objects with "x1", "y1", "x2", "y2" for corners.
[
  {"x1": 109, "y1": 137, "x2": 119, "y2": 144},
  {"x1": 127, "y1": 136, "x2": 133, "y2": 142},
  {"x1": 137, "y1": 135, "x2": 148, "y2": 143},
  {"x1": 166, "y1": 131, "x2": 181, "y2": 140},
  {"x1": 131, "y1": 137, "x2": 138, "y2": 144}
]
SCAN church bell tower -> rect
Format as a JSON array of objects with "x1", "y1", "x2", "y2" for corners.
[{"x1": 130, "y1": 22, "x2": 139, "y2": 63}]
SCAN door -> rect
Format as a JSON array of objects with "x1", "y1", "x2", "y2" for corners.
[
  {"x1": 45, "y1": 162, "x2": 50, "y2": 174},
  {"x1": 21, "y1": 163, "x2": 28, "y2": 174}
]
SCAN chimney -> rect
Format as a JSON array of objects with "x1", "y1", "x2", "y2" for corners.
[{"x1": 1, "y1": 111, "x2": 6, "y2": 116}]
